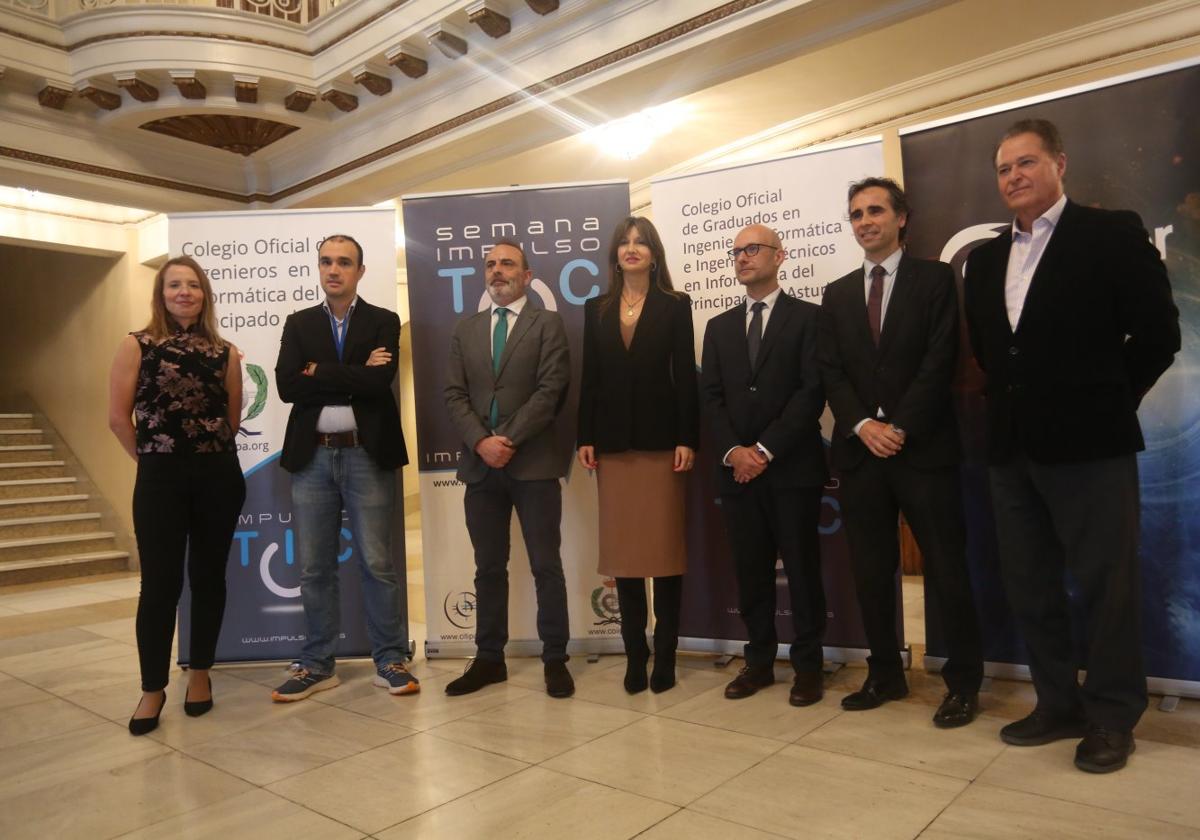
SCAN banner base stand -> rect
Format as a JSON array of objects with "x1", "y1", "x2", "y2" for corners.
[
  {"x1": 425, "y1": 638, "x2": 625, "y2": 659},
  {"x1": 925, "y1": 656, "x2": 1200, "y2": 702},
  {"x1": 680, "y1": 637, "x2": 910, "y2": 669}
]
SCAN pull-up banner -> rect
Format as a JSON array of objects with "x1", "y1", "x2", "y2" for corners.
[
  {"x1": 402, "y1": 181, "x2": 631, "y2": 658},
  {"x1": 651, "y1": 139, "x2": 896, "y2": 662},
  {"x1": 901, "y1": 59, "x2": 1200, "y2": 695},
  {"x1": 167, "y1": 208, "x2": 406, "y2": 664}
]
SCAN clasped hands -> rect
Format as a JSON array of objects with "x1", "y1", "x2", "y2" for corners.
[
  {"x1": 476, "y1": 435, "x2": 516, "y2": 468},
  {"x1": 729, "y1": 446, "x2": 767, "y2": 483},
  {"x1": 857, "y1": 419, "x2": 906, "y2": 458}
]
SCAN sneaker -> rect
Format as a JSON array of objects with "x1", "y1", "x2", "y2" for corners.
[
  {"x1": 374, "y1": 662, "x2": 420, "y2": 695},
  {"x1": 271, "y1": 669, "x2": 340, "y2": 702}
]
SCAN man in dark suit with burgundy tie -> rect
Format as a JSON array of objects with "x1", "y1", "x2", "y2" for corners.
[
  {"x1": 700, "y1": 223, "x2": 829, "y2": 707},
  {"x1": 819, "y1": 178, "x2": 983, "y2": 727},
  {"x1": 964, "y1": 118, "x2": 1179, "y2": 772}
]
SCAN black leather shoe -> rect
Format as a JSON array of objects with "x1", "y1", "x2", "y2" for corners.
[
  {"x1": 789, "y1": 671, "x2": 824, "y2": 707},
  {"x1": 184, "y1": 676, "x2": 214, "y2": 717},
  {"x1": 650, "y1": 653, "x2": 676, "y2": 694},
  {"x1": 932, "y1": 692, "x2": 979, "y2": 728},
  {"x1": 545, "y1": 660, "x2": 575, "y2": 698},
  {"x1": 841, "y1": 677, "x2": 908, "y2": 711},
  {"x1": 128, "y1": 690, "x2": 166, "y2": 736},
  {"x1": 445, "y1": 659, "x2": 507, "y2": 696},
  {"x1": 999, "y1": 709, "x2": 1087, "y2": 746},
  {"x1": 1075, "y1": 725, "x2": 1135, "y2": 773},
  {"x1": 624, "y1": 655, "x2": 649, "y2": 694},
  {"x1": 724, "y1": 665, "x2": 775, "y2": 699}
]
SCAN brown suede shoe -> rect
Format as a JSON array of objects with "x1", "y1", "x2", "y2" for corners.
[
  {"x1": 789, "y1": 671, "x2": 824, "y2": 706},
  {"x1": 724, "y1": 665, "x2": 775, "y2": 699}
]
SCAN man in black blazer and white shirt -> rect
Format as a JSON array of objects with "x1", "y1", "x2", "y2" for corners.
[
  {"x1": 701, "y1": 224, "x2": 829, "y2": 707},
  {"x1": 443, "y1": 240, "x2": 574, "y2": 699},
  {"x1": 819, "y1": 178, "x2": 982, "y2": 727},
  {"x1": 964, "y1": 119, "x2": 1179, "y2": 772},
  {"x1": 272, "y1": 234, "x2": 418, "y2": 702}
]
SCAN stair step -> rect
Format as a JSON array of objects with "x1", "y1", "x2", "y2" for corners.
[
  {"x1": 0, "y1": 477, "x2": 78, "y2": 499},
  {"x1": 0, "y1": 550, "x2": 130, "y2": 586},
  {"x1": 0, "y1": 512, "x2": 102, "y2": 539},
  {"x1": 0, "y1": 414, "x2": 34, "y2": 430},
  {"x1": 0, "y1": 461, "x2": 67, "y2": 480},
  {"x1": 0, "y1": 495, "x2": 91, "y2": 519},
  {"x1": 0, "y1": 429, "x2": 44, "y2": 445},
  {"x1": 0, "y1": 445, "x2": 54, "y2": 463},
  {"x1": 0, "y1": 531, "x2": 116, "y2": 562}
]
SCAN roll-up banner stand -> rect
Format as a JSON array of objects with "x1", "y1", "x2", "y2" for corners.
[
  {"x1": 900, "y1": 58, "x2": 1200, "y2": 698},
  {"x1": 402, "y1": 181, "x2": 631, "y2": 658},
  {"x1": 651, "y1": 138, "x2": 906, "y2": 665},
  {"x1": 168, "y1": 207, "x2": 407, "y2": 664}
]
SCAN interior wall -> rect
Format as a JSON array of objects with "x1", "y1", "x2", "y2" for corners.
[{"x1": 0, "y1": 239, "x2": 153, "y2": 537}]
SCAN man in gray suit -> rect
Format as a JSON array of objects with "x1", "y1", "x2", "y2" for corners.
[{"x1": 443, "y1": 239, "x2": 575, "y2": 698}]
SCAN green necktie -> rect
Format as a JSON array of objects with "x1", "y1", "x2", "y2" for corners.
[{"x1": 489, "y1": 307, "x2": 509, "y2": 428}]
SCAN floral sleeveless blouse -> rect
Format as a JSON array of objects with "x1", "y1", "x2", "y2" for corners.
[{"x1": 132, "y1": 326, "x2": 235, "y2": 454}]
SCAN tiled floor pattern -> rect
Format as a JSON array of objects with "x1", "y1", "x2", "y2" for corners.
[{"x1": 0, "y1": 573, "x2": 1197, "y2": 840}]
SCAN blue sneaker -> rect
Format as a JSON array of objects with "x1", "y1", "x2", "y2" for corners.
[
  {"x1": 374, "y1": 662, "x2": 420, "y2": 695},
  {"x1": 271, "y1": 669, "x2": 340, "y2": 702}
]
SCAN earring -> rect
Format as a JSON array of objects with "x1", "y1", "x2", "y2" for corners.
[{"x1": 650, "y1": 262, "x2": 658, "y2": 273}]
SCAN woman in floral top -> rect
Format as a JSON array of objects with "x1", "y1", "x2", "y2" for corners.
[{"x1": 108, "y1": 255, "x2": 246, "y2": 735}]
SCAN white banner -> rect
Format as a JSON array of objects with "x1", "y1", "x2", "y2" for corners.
[{"x1": 167, "y1": 208, "x2": 405, "y2": 663}]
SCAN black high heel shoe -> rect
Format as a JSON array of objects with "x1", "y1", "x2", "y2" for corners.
[
  {"x1": 184, "y1": 676, "x2": 214, "y2": 717},
  {"x1": 128, "y1": 690, "x2": 166, "y2": 736},
  {"x1": 650, "y1": 653, "x2": 676, "y2": 693},
  {"x1": 624, "y1": 655, "x2": 649, "y2": 694}
]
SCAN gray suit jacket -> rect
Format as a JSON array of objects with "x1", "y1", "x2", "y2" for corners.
[{"x1": 444, "y1": 301, "x2": 571, "y2": 483}]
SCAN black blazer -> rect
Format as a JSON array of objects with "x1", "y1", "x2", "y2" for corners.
[
  {"x1": 964, "y1": 200, "x2": 1179, "y2": 465},
  {"x1": 275, "y1": 297, "x2": 408, "y2": 472},
  {"x1": 577, "y1": 288, "x2": 699, "y2": 453},
  {"x1": 819, "y1": 254, "x2": 962, "y2": 471},
  {"x1": 700, "y1": 291, "x2": 828, "y2": 495}
]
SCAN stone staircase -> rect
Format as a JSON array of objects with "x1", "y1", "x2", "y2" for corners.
[{"x1": 0, "y1": 413, "x2": 130, "y2": 585}]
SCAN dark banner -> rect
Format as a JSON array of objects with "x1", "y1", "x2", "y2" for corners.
[
  {"x1": 901, "y1": 62, "x2": 1200, "y2": 685},
  {"x1": 402, "y1": 182, "x2": 632, "y2": 653}
]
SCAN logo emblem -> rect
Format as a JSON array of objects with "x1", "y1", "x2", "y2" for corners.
[
  {"x1": 591, "y1": 578, "x2": 621, "y2": 627},
  {"x1": 444, "y1": 590, "x2": 477, "y2": 629}
]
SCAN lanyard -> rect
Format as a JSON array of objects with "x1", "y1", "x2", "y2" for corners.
[{"x1": 326, "y1": 305, "x2": 352, "y2": 361}]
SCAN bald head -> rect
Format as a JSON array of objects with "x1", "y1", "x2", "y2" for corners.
[{"x1": 731, "y1": 224, "x2": 784, "y2": 298}]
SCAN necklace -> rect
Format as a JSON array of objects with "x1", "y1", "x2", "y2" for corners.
[{"x1": 621, "y1": 292, "x2": 646, "y2": 316}]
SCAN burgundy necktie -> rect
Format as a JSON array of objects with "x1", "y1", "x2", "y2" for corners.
[{"x1": 867, "y1": 264, "x2": 885, "y2": 345}]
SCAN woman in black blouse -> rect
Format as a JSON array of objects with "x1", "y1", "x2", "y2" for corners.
[
  {"x1": 577, "y1": 217, "x2": 699, "y2": 693},
  {"x1": 109, "y1": 255, "x2": 246, "y2": 735}
]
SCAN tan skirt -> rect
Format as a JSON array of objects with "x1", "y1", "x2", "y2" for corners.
[{"x1": 596, "y1": 450, "x2": 687, "y2": 577}]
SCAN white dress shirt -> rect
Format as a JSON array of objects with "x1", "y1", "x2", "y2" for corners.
[
  {"x1": 1005, "y1": 192, "x2": 1067, "y2": 330},
  {"x1": 489, "y1": 293, "x2": 527, "y2": 360},
  {"x1": 316, "y1": 296, "x2": 359, "y2": 433},
  {"x1": 852, "y1": 248, "x2": 904, "y2": 434}
]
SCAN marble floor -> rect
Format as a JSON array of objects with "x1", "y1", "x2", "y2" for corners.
[{"x1": 0, "y1": 574, "x2": 1197, "y2": 840}]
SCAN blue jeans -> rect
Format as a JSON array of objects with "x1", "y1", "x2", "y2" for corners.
[{"x1": 291, "y1": 445, "x2": 406, "y2": 674}]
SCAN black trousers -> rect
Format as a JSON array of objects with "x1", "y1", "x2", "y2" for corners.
[
  {"x1": 989, "y1": 453, "x2": 1146, "y2": 731},
  {"x1": 464, "y1": 469, "x2": 570, "y2": 663},
  {"x1": 132, "y1": 452, "x2": 245, "y2": 692},
  {"x1": 615, "y1": 576, "x2": 682, "y2": 659},
  {"x1": 839, "y1": 456, "x2": 983, "y2": 693},
  {"x1": 721, "y1": 483, "x2": 825, "y2": 672}
]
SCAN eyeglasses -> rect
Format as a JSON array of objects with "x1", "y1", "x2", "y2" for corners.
[{"x1": 727, "y1": 243, "x2": 779, "y2": 259}]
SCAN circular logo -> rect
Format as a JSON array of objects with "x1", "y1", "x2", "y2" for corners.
[{"x1": 444, "y1": 590, "x2": 477, "y2": 629}]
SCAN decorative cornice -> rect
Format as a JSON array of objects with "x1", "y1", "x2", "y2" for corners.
[
  {"x1": 115, "y1": 73, "x2": 159, "y2": 102},
  {"x1": 0, "y1": 144, "x2": 254, "y2": 203}
]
